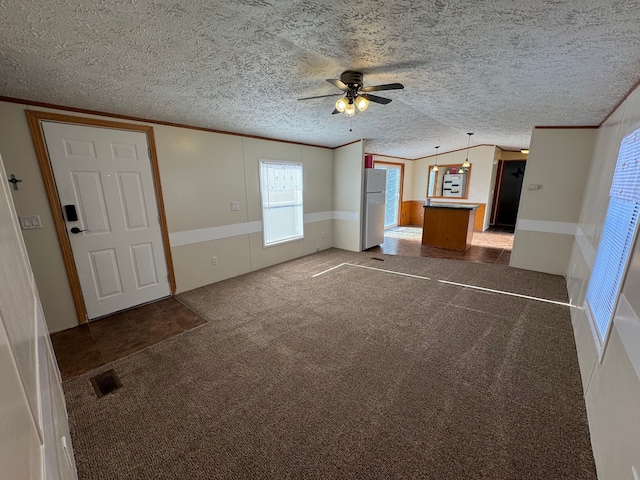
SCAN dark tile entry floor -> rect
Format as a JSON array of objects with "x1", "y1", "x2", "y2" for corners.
[{"x1": 50, "y1": 297, "x2": 206, "y2": 381}]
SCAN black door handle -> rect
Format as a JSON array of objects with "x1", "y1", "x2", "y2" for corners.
[{"x1": 70, "y1": 227, "x2": 88, "y2": 234}]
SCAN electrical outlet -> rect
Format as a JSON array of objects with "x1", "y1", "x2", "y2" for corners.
[
  {"x1": 230, "y1": 201, "x2": 240, "y2": 211},
  {"x1": 211, "y1": 256, "x2": 218, "y2": 265},
  {"x1": 320, "y1": 231, "x2": 325, "y2": 238}
]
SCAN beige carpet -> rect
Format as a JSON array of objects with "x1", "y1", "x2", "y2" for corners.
[{"x1": 64, "y1": 249, "x2": 596, "y2": 479}]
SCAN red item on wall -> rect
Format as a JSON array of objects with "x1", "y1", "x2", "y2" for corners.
[{"x1": 364, "y1": 155, "x2": 373, "y2": 169}]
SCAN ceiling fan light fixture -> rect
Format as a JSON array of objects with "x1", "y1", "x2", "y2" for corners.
[
  {"x1": 355, "y1": 96, "x2": 369, "y2": 112},
  {"x1": 335, "y1": 97, "x2": 348, "y2": 113},
  {"x1": 344, "y1": 102, "x2": 356, "y2": 117}
]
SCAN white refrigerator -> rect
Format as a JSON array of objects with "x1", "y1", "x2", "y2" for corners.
[{"x1": 362, "y1": 169, "x2": 386, "y2": 250}]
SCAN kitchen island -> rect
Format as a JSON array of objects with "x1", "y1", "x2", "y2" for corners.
[{"x1": 422, "y1": 203, "x2": 479, "y2": 251}]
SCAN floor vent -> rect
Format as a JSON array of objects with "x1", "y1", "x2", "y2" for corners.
[
  {"x1": 90, "y1": 369, "x2": 122, "y2": 398},
  {"x1": 371, "y1": 257, "x2": 385, "y2": 261}
]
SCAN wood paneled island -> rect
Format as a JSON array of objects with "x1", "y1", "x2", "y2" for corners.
[{"x1": 422, "y1": 204, "x2": 479, "y2": 251}]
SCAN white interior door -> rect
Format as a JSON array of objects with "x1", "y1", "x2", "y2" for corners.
[{"x1": 41, "y1": 121, "x2": 170, "y2": 319}]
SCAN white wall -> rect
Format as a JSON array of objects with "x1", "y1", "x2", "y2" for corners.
[
  {"x1": 158, "y1": 127, "x2": 334, "y2": 293},
  {"x1": 333, "y1": 141, "x2": 364, "y2": 252},
  {"x1": 0, "y1": 102, "x2": 78, "y2": 332},
  {"x1": 510, "y1": 128, "x2": 595, "y2": 275},
  {"x1": 0, "y1": 155, "x2": 77, "y2": 479},
  {"x1": 566, "y1": 85, "x2": 640, "y2": 480},
  {"x1": 413, "y1": 145, "x2": 498, "y2": 229},
  {"x1": 0, "y1": 101, "x2": 334, "y2": 331}
]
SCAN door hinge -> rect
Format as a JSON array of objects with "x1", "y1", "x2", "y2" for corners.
[{"x1": 148, "y1": 147, "x2": 151, "y2": 159}]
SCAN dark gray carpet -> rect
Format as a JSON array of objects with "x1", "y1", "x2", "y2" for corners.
[{"x1": 64, "y1": 249, "x2": 596, "y2": 479}]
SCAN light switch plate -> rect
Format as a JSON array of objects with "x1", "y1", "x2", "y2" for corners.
[{"x1": 18, "y1": 215, "x2": 42, "y2": 230}]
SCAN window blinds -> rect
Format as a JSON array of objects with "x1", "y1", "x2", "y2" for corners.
[
  {"x1": 586, "y1": 128, "x2": 640, "y2": 342},
  {"x1": 259, "y1": 161, "x2": 303, "y2": 246}
]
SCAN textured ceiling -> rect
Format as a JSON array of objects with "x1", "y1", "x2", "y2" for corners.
[{"x1": 2, "y1": 0, "x2": 640, "y2": 158}]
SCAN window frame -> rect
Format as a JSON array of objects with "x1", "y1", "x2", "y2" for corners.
[
  {"x1": 258, "y1": 160, "x2": 304, "y2": 248},
  {"x1": 584, "y1": 125, "x2": 640, "y2": 358}
]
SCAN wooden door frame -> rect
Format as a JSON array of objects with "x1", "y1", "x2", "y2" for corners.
[
  {"x1": 373, "y1": 161, "x2": 404, "y2": 228},
  {"x1": 490, "y1": 159, "x2": 526, "y2": 226},
  {"x1": 26, "y1": 110, "x2": 176, "y2": 325}
]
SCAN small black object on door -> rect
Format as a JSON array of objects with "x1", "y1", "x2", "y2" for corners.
[{"x1": 64, "y1": 204, "x2": 78, "y2": 222}]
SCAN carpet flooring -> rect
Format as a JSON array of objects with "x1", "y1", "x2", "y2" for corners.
[{"x1": 63, "y1": 249, "x2": 596, "y2": 479}]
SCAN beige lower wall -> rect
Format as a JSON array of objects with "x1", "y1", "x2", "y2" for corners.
[
  {"x1": 172, "y1": 219, "x2": 334, "y2": 293},
  {"x1": 332, "y1": 218, "x2": 360, "y2": 252},
  {"x1": 302, "y1": 219, "x2": 333, "y2": 256},
  {"x1": 171, "y1": 236, "x2": 253, "y2": 294},
  {"x1": 248, "y1": 233, "x2": 305, "y2": 272},
  {"x1": 511, "y1": 230, "x2": 575, "y2": 275},
  {"x1": 585, "y1": 328, "x2": 640, "y2": 480}
]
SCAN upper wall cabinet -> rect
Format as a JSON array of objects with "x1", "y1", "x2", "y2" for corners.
[{"x1": 427, "y1": 164, "x2": 471, "y2": 199}]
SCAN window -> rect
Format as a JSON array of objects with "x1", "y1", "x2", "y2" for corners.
[
  {"x1": 585, "y1": 128, "x2": 640, "y2": 349},
  {"x1": 259, "y1": 161, "x2": 303, "y2": 246}
]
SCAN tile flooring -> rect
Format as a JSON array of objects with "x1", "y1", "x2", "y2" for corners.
[
  {"x1": 371, "y1": 225, "x2": 514, "y2": 264},
  {"x1": 51, "y1": 226, "x2": 513, "y2": 380},
  {"x1": 50, "y1": 297, "x2": 206, "y2": 380}
]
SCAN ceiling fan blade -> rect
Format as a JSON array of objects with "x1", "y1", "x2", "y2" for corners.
[
  {"x1": 361, "y1": 94, "x2": 392, "y2": 105},
  {"x1": 332, "y1": 108, "x2": 341, "y2": 115},
  {"x1": 297, "y1": 92, "x2": 344, "y2": 101},
  {"x1": 326, "y1": 78, "x2": 349, "y2": 91},
  {"x1": 361, "y1": 83, "x2": 404, "y2": 93}
]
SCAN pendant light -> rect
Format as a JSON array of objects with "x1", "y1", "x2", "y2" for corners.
[
  {"x1": 432, "y1": 145, "x2": 440, "y2": 172},
  {"x1": 462, "y1": 132, "x2": 473, "y2": 168}
]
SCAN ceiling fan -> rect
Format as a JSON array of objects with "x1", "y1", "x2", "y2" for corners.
[{"x1": 298, "y1": 70, "x2": 404, "y2": 116}]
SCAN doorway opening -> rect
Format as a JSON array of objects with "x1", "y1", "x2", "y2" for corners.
[
  {"x1": 374, "y1": 162, "x2": 404, "y2": 230},
  {"x1": 490, "y1": 159, "x2": 526, "y2": 230}
]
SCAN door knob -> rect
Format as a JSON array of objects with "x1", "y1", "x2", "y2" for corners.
[{"x1": 70, "y1": 227, "x2": 88, "y2": 234}]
